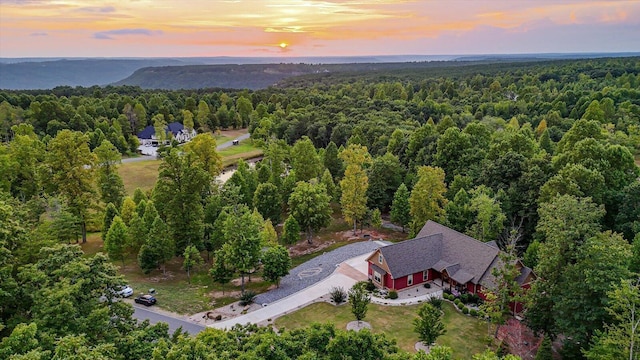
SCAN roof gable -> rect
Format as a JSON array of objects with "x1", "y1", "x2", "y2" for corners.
[
  {"x1": 137, "y1": 125, "x2": 155, "y2": 139},
  {"x1": 379, "y1": 233, "x2": 442, "y2": 278}
]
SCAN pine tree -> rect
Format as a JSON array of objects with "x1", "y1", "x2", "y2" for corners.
[{"x1": 102, "y1": 203, "x2": 119, "y2": 241}]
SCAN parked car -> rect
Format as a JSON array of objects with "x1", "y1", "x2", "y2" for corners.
[
  {"x1": 115, "y1": 285, "x2": 133, "y2": 298},
  {"x1": 134, "y1": 294, "x2": 157, "y2": 306}
]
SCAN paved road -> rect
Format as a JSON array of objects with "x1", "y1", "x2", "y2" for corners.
[{"x1": 132, "y1": 303, "x2": 205, "y2": 335}]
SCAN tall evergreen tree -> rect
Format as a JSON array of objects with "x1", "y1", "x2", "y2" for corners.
[
  {"x1": 104, "y1": 216, "x2": 128, "y2": 265},
  {"x1": 390, "y1": 183, "x2": 411, "y2": 232}
]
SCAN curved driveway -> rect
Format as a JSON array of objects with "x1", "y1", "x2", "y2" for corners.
[{"x1": 210, "y1": 240, "x2": 387, "y2": 330}]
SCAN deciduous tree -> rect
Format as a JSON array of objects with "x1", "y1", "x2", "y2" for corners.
[
  {"x1": 288, "y1": 181, "x2": 331, "y2": 244},
  {"x1": 182, "y1": 245, "x2": 203, "y2": 284},
  {"x1": 340, "y1": 144, "x2": 371, "y2": 234},
  {"x1": 391, "y1": 183, "x2": 411, "y2": 232},
  {"x1": 44, "y1": 130, "x2": 96, "y2": 243},
  {"x1": 410, "y1": 166, "x2": 448, "y2": 234},
  {"x1": 262, "y1": 245, "x2": 291, "y2": 287},
  {"x1": 349, "y1": 283, "x2": 371, "y2": 325},
  {"x1": 413, "y1": 303, "x2": 446, "y2": 346},
  {"x1": 291, "y1": 136, "x2": 321, "y2": 182}
]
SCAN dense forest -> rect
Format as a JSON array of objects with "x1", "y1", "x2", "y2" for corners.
[{"x1": 1, "y1": 57, "x2": 639, "y2": 359}]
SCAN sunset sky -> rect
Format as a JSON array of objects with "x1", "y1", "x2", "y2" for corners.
[{"x1": 1, "y1": 0, "x2": 639, "y2": 58}]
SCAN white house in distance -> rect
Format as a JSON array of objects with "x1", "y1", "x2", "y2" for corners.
[{"x1": 136, "y1": 122, "x2": 197, "y2": 147}]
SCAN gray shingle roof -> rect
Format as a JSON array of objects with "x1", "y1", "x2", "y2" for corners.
[{"x1": 379, "y1": 221, "x2": 506, "y2": 288}]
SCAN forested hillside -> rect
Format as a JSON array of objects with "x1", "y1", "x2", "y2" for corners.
[{"x1": 1, "y1": 57, "x2": 639, "y2": 359}]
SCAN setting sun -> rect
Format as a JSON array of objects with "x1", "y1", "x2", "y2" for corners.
[{"x1": 279, "y1": 42, "x2": 288, "y2": 49}]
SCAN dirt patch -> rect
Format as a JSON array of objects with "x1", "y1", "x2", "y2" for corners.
[
  {"x1": 496, "y1": 318, "x2": 542, "y2": 360},
  {"x1": 288, "y1": 230, "x2": 389, "y2": 257}
]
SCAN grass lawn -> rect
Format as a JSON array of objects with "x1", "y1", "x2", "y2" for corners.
[
  {"x1": 275, "y1": 302, "x2": 489, "y2": 358},
  {"x1": 80, "y1": 232, "x2": 271, "y2": 314},
  {"x1": 118, "y1": 159, "x2": 161, "y2": 195}
]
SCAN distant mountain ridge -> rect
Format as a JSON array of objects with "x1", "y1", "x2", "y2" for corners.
[{"x1": 1, "y1": 53, "x2": 638, "y2": 90}]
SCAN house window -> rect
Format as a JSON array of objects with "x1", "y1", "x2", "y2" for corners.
[
  {"x1": 378, "y1": 254, "x2": 383, "y2": 264},
  {"x1": 423, "y1": 270, "x2": 428, "y2": 281},
  {"x1": 373, "y1": 271, "x2": 381, "y2": 283},
  {"x1": 408, "y1": 274, "x2": 413, "y2": 286}
]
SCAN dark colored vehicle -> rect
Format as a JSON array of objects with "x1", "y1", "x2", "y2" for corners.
[{"x1": 134, "y1": 294, "x2": 157, "y2": 306}]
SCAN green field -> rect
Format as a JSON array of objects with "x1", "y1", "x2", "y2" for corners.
[
  {"x1": 274, "y1": 301, "x2": 489, "y2": 358},
  {"x1": 118, "y1": 138, "x2": 262, "y2": 195}
]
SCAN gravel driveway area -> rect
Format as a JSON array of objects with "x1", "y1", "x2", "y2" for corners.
[{"x1": 254, "y1": 240, "x2": 389, "y2": 305}]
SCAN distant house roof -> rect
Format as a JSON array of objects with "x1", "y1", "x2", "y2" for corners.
[
  {"x1": 137, "y1": 122, "x2": 185, "y2": 140},
  {"x1": 137, "y1": 125, "x2": 155, "y2": 140},
  {"x1": 375, "y1": 221, "x2": 532, "y2": 290}
]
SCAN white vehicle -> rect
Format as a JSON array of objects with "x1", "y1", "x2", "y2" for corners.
[{"x1": 114, "y1": 285, "x2": 133, "y2": 298}]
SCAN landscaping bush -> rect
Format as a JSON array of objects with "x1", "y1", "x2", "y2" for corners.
[
  {"x1": 462, "y1": 307, "x2": 469, "y2": 315},
  {"x1": 239, "y1": 291, "x2": 256, "y2": 306},
  {"x1": 424, "y1": 283, "x2": 431, "y2": 289},
  {"x1": 388, "y1": 290, "x2": 398, "y2": 299},
  {"x1": 428, "y1": 297, "x2": 443, "y2": 309},
  {"x1": 443, "y1": 293, "x2": 452, "y2": 301},
  {"x1": 365, "y1": 280, "x2": 376, "y2": 292},
  {"x1": 454, "y1": 299, "x2": 464, "y2": 309},
  {"x1": 469, "y1": 309, "x2": 479, "y2": 317},
  {"x1": 330, "y1": 286, "x2": 347, "y2": 304},
  {"x1": 460, "y1": 293, "x2": 472, "y2": 304}
]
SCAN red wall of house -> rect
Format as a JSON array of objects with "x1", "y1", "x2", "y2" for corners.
[{"x1": 384, "y1": 273, "x2": 394, "y2": 289}]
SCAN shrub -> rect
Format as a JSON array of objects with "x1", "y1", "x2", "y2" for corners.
[
  {"x1": 424, "y1": 283, "x2": 431, "y2": 289},
  {"x1": 460, "y1": 293, "x2": 472, "y2": 304},
  {"x1": 462, "y1": 307, "x2": 469, "y2": 315},
  {"x1": 388, "y1": 290, "x2": 398, "y2": 299},
  {"x1": 330, "y1": 286, "x2": 347, "y2": 304},
  {"x1": 428, "y1": 297, "x2": 443, "y2": 309},
  {"x1": 469, "y1": 309, "x2": 479, "y2": 317},
  {"x1": 365, "y1": 280, "x2": 376, "y2": 292},
  {"x1": 239, "y1": 291, "x2": 256, "y2": 306},
  {"x1": 443, "y1": 293, "x2": 452, "y2": 301}
]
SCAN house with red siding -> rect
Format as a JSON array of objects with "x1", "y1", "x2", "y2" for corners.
[{"x1": 366, "y1": 221, "x2": 534, "y2": 301}]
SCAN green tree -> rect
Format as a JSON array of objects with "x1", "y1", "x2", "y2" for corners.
[
  {"x1": 324, "y1": 141, "x2": 343, "y2": 179},
  {"x1": 527, "y1": 195, "x2": 605, "y2": 338},
  {"x1": 222, "y1": 205, "x2": 261, "y2": 293},
  {"x1": 6, "y1": 128, "x2": 45, "y2": 201},
  {"x1": 133, "y1": 188, "x2": 147, "y2": 205},
  {"x1": 320, "y1": 168, "x2": 337, "y2": 201},
  {"x1": 94, "y1": 139, "x2": 125, "y2": 208},
  {"x1": 281, "y1": 214, "x2": 301, "y2": 245},
  {"x1": 367, "y1": 152, "x2": 404, "y2": 211},
  {"x1": 584, "y1": 278, "x2": 640, "y2": 360},
  {"x1": 262, "y1": 245, "x2": 291, "y2": 287},
  {"x1": 291, "y1": 136, "x2": 321, "y2": 182},
  {"x1": 340, "y1": 144, "x2": 371, "y2": 234},
  {"x1": 534, "y1": 337, "x2": 553, "y2": 360},
  {"x1": 391, "y1": 183, "x2": 411, "y2": 232},
  {"x1": 119, "y1": 196, "x2": 136, "y2": 225},
  {"x1": 139, "y1": 216, "x2": 174, "y2": 274},
  {"x1": 410, "y1": 166, "x2": 448, "y2": 234},
  {"x1": 413, "y1": 303, "x2": 446, "y2": 346},
  {"x1": 44, "y1": 130, "x2": 96, "y2": 243},
  {"x1": 288, "y1": 181, "x2": 331, "y2": 244},
  {"x1": 259, "y1": 219, "x2": 278, "y2": 246},
  {"x1": 253, "y1": 182, "x2": 281, "y2": 223},
  {"x1": 196, "y1": 100, "x2": 211, "y2": 129},
  {"x1": 104, "y1": 216, "x2": 127, "y2": 265},
  {"x1": 349, "y1": 283, "x2": 371, "y2": 325},
  {"x1": 182, "y1": 245, "x2": 203, "y2": 284},
  {"x1": 183, "y1": 133, "x2": 223, "y2": 178},
  {"x1": 445, "y1": 188, "x2": 474, "y2": 233},
  {"x1": 182, "y1": 109, "x2": 194, "y2": 132},
  {"x1": 370, "y1": 208, "x2": 382, "y2": 229},
  {"x1": 210, "y1": 248, "x2": 233, "y2": 294},
  {"x1": 102, "y1": 202, "x2": 119, "y2": 241},
  {"x1": 154, "y1": 148, "x2": 209, "y2": 253},
  {"x1": 127, "y1": 213, "x2": 147, "y2": 253},
  {"x1": 468, "y1": 187, "x2": 506, "y2": 243}
]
